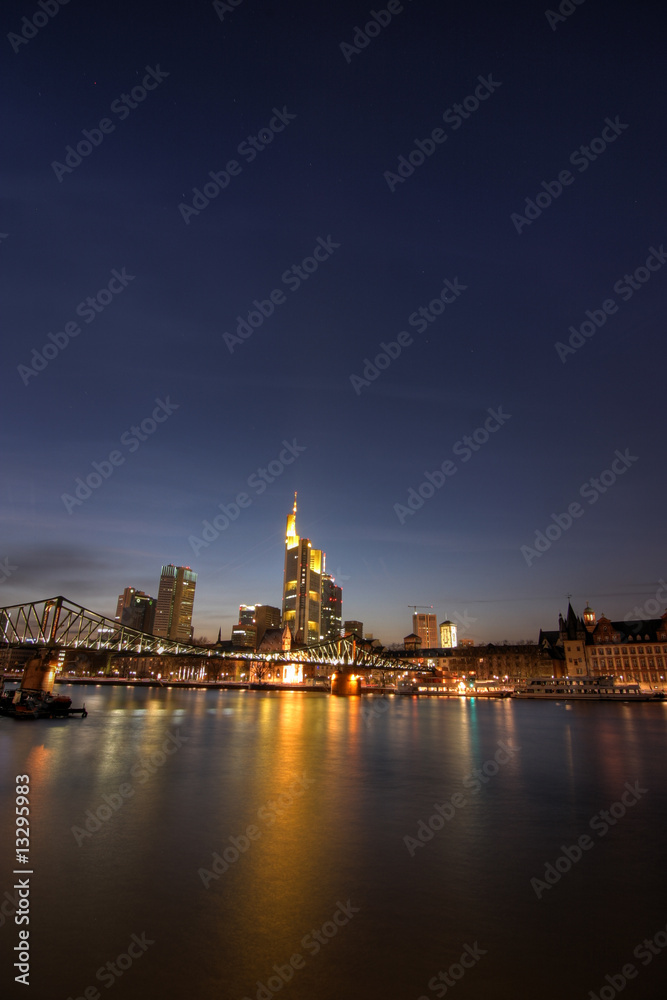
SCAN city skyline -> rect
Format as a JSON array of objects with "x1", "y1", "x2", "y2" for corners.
[
  {"x1": 2, "y1": 497, "x2": 664, "y2": 647},
  {"x1": 2, "y1": 0, "x2": 664, "y2": 649},
  {"x1": 3, "y1": 3, "x2": 665, "y2": 998}
]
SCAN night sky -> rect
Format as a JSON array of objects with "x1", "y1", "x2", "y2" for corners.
[{"x1": 2, "y1": 0, "x2": 665, "y2": 644}]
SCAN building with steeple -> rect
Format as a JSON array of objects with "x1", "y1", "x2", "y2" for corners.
[
  {"x1": 559, "y1": 602, "x2": 588, "y2": 675},
  {"x1": 539, "y1": 601, "x2": 667, "y2": 684},
  {"x1": 282, "y1": 493, "x2": 323, "y2": 646}
]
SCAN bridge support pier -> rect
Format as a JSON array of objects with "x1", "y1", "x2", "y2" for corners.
[{"x1": 331, "y1": 671, "x2": 361, "y2": 696}]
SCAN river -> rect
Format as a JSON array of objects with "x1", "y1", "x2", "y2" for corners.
[{"x1": 1, "y1": 685, "x2": 666, "y2": 999}]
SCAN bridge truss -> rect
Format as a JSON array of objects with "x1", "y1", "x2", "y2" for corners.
[
  {"x1": 0, "y1": 596, "x2": 212, "y2": 657},
  {"x1": 0, "y1": 597, "x2": 408, "y2": 672}
]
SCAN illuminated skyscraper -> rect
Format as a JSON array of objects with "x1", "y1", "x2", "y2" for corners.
[
  {"x1": 232, "y1": 604, "x2": 281, "y2": 648},
  {"x1": 232, "y1": 605, "x2": 257, "y2": 648},
  {"x1": 321, "y1": 574, "x2": 342, "y2": 641},
  {"x1": 413, "y1": 612, "x2": 437, "y2": 648},
  {"x1": 154, "y1": 564, "x2": 197, "y2": 641},
  {"x1": 282, "y1": 494, "x2": 323, "y2": 645}
]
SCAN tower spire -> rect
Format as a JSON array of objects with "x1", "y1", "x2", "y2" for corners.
[{"x1": 285, "y1": 492, "x2": 298, "y2": 547}]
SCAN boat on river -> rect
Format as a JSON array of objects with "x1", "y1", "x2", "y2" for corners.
[
  {"x1": 512, "y1": 676, "x2": 664, "y2": 701},
  {"x1": 0, "y1": 652, "x2": 87, "y2": 719}
]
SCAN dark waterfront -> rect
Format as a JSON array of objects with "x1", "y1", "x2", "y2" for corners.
[{"x1": 2, "y1": 687, "x2": 667, "y2": 999}]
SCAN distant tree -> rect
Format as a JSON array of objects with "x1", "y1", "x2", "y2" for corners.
[{"x1": 250, "y1": 660, "x2": 270, "y2": 684}]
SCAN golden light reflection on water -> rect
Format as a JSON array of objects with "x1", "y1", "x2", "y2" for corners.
[
  {"x1": 206, "y1": 693, "x2": 347, "y2": 971},
  {"x1": 22, "y1": 742, "x2": 53, "y2": 783},
  {"x1": 4, "y1": 687, "x2": 667, "y2": 1000}
]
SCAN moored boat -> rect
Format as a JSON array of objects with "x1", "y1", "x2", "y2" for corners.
[
  {"x1": 512, "y1": 676, "x2": 664, "y2": 701},
  {"x1": 0, "y1": 651, "x2": 87, "y2": 719}
]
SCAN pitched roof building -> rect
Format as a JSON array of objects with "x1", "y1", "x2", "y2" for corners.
[{"x1": 540, "y1": 602, "x2": 667, "y2": 684}]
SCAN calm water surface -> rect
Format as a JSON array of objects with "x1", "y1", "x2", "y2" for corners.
[{"x1": 1, "y1": 685, "x2": 666, "y2": 999}]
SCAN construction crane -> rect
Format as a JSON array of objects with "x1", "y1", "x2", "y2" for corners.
[{"x1": 408, "y1": 605, "x2": 434, "y2": 614}]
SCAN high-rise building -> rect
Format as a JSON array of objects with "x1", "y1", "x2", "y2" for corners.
[
  {"x1": 282, "y1": 494, "x2": 323, "y2": 646},
  {"x1": 321, "y1": 574, "x2": 342, "y2": 641},
  {"x1": 233, "y1": 604, "x2": 281, "y2": 648},
  {"x1": 344, "y1": 620, "x2": 363, "y2": 638},
  {"x1": 124, "y1": 593, "x2": 156, "y2": 633},
  {"x1": 231, "y1": 623, "x2": 256, "y2": 648},
  {"x1": 115, "y1": 588, "x2": 156, "y2": 633},
  {"x1": 154, "y1": 565, "x2": 197, "y2": 641},
  {"x1": 413, "y1": 612, "x2": 437, "y2": 648},
  {"x1": 439, "y1": 619, "x2": 458, "y2": 648},
  {"x1": 255, "y1": 605, "x2": 282, "y2": 646},
  {"x1": 115, "y1": 587, "x2": 137, "y2": 621},
  {"x1": 232, "y1": 605, "x2": 257, "y2": 648},
  {"x1": 238, "y1": 605, "x2": 256, "y2": 627}
]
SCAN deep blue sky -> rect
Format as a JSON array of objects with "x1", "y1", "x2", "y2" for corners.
[{"x1": 2, "y1": 0, "x2": 665, "y2": 643}]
